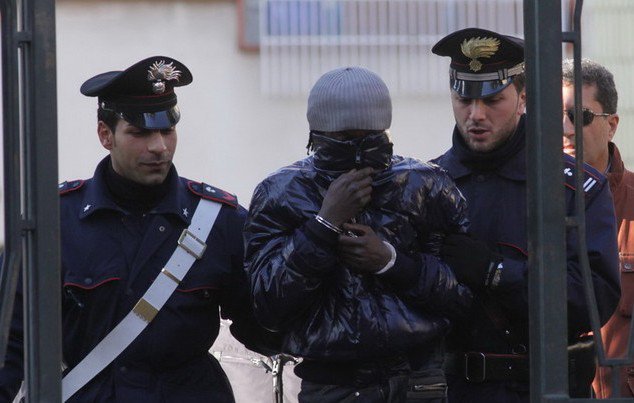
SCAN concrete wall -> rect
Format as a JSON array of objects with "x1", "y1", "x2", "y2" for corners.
[{"x1": 55, "y1": 0, "x2": 454, "y2": 208}]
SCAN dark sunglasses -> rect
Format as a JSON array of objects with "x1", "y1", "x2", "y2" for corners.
[{"x1": 564, "y1": 108, "x2": 611, "y2": 126}]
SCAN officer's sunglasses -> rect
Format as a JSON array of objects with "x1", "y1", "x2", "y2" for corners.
[{"x1": 564, "y1": 107, "x2": 611, "y2": 126}]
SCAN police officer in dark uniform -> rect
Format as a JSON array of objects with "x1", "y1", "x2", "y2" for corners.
[
  {"x1": 0, "y1": 56, "x2": 278, "y2": 402},
  {"x1": 430, "y1": 28, "x2": 620, "y2": 402}
]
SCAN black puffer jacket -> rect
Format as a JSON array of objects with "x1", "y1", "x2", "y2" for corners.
[{"x1": 244, "y1": 155, "x2": 472, "y2": 362}]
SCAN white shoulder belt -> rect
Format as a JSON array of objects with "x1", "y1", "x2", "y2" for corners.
[{"x1": 61, "y1": 198, "x2": 222, "y2": 401}]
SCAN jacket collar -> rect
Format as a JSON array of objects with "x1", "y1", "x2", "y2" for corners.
[{"x1": 607, "y1": 142, "x2": 625, "y2": 190}]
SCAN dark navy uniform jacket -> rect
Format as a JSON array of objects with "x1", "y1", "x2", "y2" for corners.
[
  {"x1": 0, "y1": 157, "x2": 277, "y2": 402},
  {"x1": 432, "y1": 116, "x2": 620, "y2": 401}
]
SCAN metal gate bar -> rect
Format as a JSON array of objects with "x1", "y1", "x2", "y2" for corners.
[
  {"x1": 524, "y1": 0, "x2": 569, "y2": 400},
  {"x1": 0, "y1": 0, "x2": 24, "y2": 364},
  {"x1": 527, "y1": 0, "x2": 632, "y2": 401},
  {"x1": 0, "y1": 1, "x2": 61, "y2": 402}
]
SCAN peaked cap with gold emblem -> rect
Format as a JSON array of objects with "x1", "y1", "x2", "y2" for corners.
[
  {"x1": 432, "y1": 28, "x2": 524, "y2": 98},
  {"x1": 80, "y1": 56, "x2": 193, "y2": 129}
]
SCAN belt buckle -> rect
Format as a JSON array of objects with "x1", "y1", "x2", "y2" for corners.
[
  {"x1": 178, "y1": 229, "x2": 207, "y2": 259},
  {"x1": 464, "y1": 352, "x2": 486, "y2": 383}
]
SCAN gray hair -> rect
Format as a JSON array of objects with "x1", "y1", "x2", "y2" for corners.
[{"x1": 562, "y1": 58, "x2": 618, "y2": 114}]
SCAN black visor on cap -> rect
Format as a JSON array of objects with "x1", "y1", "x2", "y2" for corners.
[
  {"x1": 450, "y1": 77, "x2": 514, "y2": 99},
  {"x1": 119, "y1": 106, "x2": 181, "y2": 130}
]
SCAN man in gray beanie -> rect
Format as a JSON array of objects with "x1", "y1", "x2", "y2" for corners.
[{"x1": 244, "y1": 66, "x2": 473, "y2": 402}]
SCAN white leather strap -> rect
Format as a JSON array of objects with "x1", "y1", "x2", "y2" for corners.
[{"x1": 61, "y1": 198, "x2": 222, "y2": 401}]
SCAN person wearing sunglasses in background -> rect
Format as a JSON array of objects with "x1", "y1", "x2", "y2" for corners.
[
  {"x1": 430, "y1": 28, "x2": 620, "y2": 402},
  {"x1": 562, "y1": 58, "x2": 634, "y2": 399}
]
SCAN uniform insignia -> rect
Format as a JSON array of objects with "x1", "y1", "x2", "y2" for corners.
[
  {"x1": 147, "y1": 60, "x2": 181, "y2": 94},
  {"x1": 58, "y1": 180, "x2": 85, "y2": 195},
  {"x1": 187, "y1": 181, "x2": 238, "y2": 208},
  {"x1": 562, "y1": 159, "x2": 603, "y2": 197},
  {"x1": 583, "y1": 177, "x2": 598, "y2": 192},
  {"x1": 460, "y1": 37, "x2": 500, "y2": 72}
]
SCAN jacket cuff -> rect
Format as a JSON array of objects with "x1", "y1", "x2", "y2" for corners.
[
  {"x1": 303, "y1": 217, "x2": 339, "y2": 248},
  {"x1": 285, "y1": 218, "x2": 340, "y2": 278},
  {"x1": 376, "y1": 250, "x2": 421, "y2": 287}
]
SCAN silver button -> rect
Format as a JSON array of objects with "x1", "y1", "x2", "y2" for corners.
[
  {"x1": 159, "y1": 226, "x2": 166, "y2": 232},
  {"x1": 84, "y1": 278, "x2": 93, "y2": 285}
]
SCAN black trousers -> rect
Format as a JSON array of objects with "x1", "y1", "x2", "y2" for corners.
[{"x1": 298, "y1": 370, "x2": 447, "y2": 403}]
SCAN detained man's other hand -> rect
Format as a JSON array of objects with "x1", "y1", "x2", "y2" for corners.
[{"x1": 338, "y1": 223, "x2": 391, "y2": 274}]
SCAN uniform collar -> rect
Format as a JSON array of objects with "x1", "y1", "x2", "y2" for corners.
[
  {"x1": 442, "y1": 116, "x2": 526, "y2": 181},
  {"x1": 440, "y1": 148, "x2": 526, "y2": 181},
  {"x1": 79, "y1": 156, "x2": 190, "y2": 224}
]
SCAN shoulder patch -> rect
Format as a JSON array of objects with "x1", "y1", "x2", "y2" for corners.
[
  {"x1": 58, "y1": 180, "x2": 85, "y2": 195},
  {"x1": 562, "y1": 159, "x2": 604, "y2": 198},
  {"x1": 187, "y1": 181, "x2": 238, "y2": 208}
]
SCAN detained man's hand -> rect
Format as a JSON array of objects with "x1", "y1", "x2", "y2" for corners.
[
  {"x1": 338, "y1": 223, "x2": 391, "y2": 274},
  {"x1": 318, "y1": 167, "x2": 374, "y2": 227}
]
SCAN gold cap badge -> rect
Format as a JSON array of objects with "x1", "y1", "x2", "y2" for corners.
[{"x1": 460, "y1": 37, "x2": 500, "y2": 72}]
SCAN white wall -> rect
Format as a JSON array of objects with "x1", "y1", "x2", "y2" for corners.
[
  {"x1": 581, "y1": 0, "x2": 634, "y2": 168},
  {"x1": 55, "y1": 0, "x2": 454, "y2": 208}
]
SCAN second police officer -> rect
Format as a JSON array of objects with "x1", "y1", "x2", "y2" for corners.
[{"x1": 431, "y1": 28, "x2": 620, "y2": 402}]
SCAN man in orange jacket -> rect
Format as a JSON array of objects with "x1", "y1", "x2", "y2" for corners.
[{"x1": 562, "y1": 58, "x2": 634, "y2": 399}]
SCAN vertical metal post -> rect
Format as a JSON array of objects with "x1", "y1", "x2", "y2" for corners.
[
  {"x1": 1, "y1": 0, "x2": 61, "y2": 401},
  {"x1": 22, "y1": 1, "x2": 62, "y2": 401},
  {"x1": 524, "y1": 0, "x2": 568, "y2": 401},
  {"x1": 0, "y1": 0, "x2": 24, "y2": 363}
]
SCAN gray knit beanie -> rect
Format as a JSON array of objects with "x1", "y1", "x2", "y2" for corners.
[{"x1": 307, "y1": 66, "x2": 392, "y2": 132}]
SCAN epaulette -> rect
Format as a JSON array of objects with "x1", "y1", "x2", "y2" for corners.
[
  {"x1": 562, "y1": 159, "x2": 603, "y2": 199},
  {"x1": 187, "y1": 181, "x2": 238, "y2": 208},
  {"x1": 58, "y1": 180, "x2": 85, "y2": 195}
]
